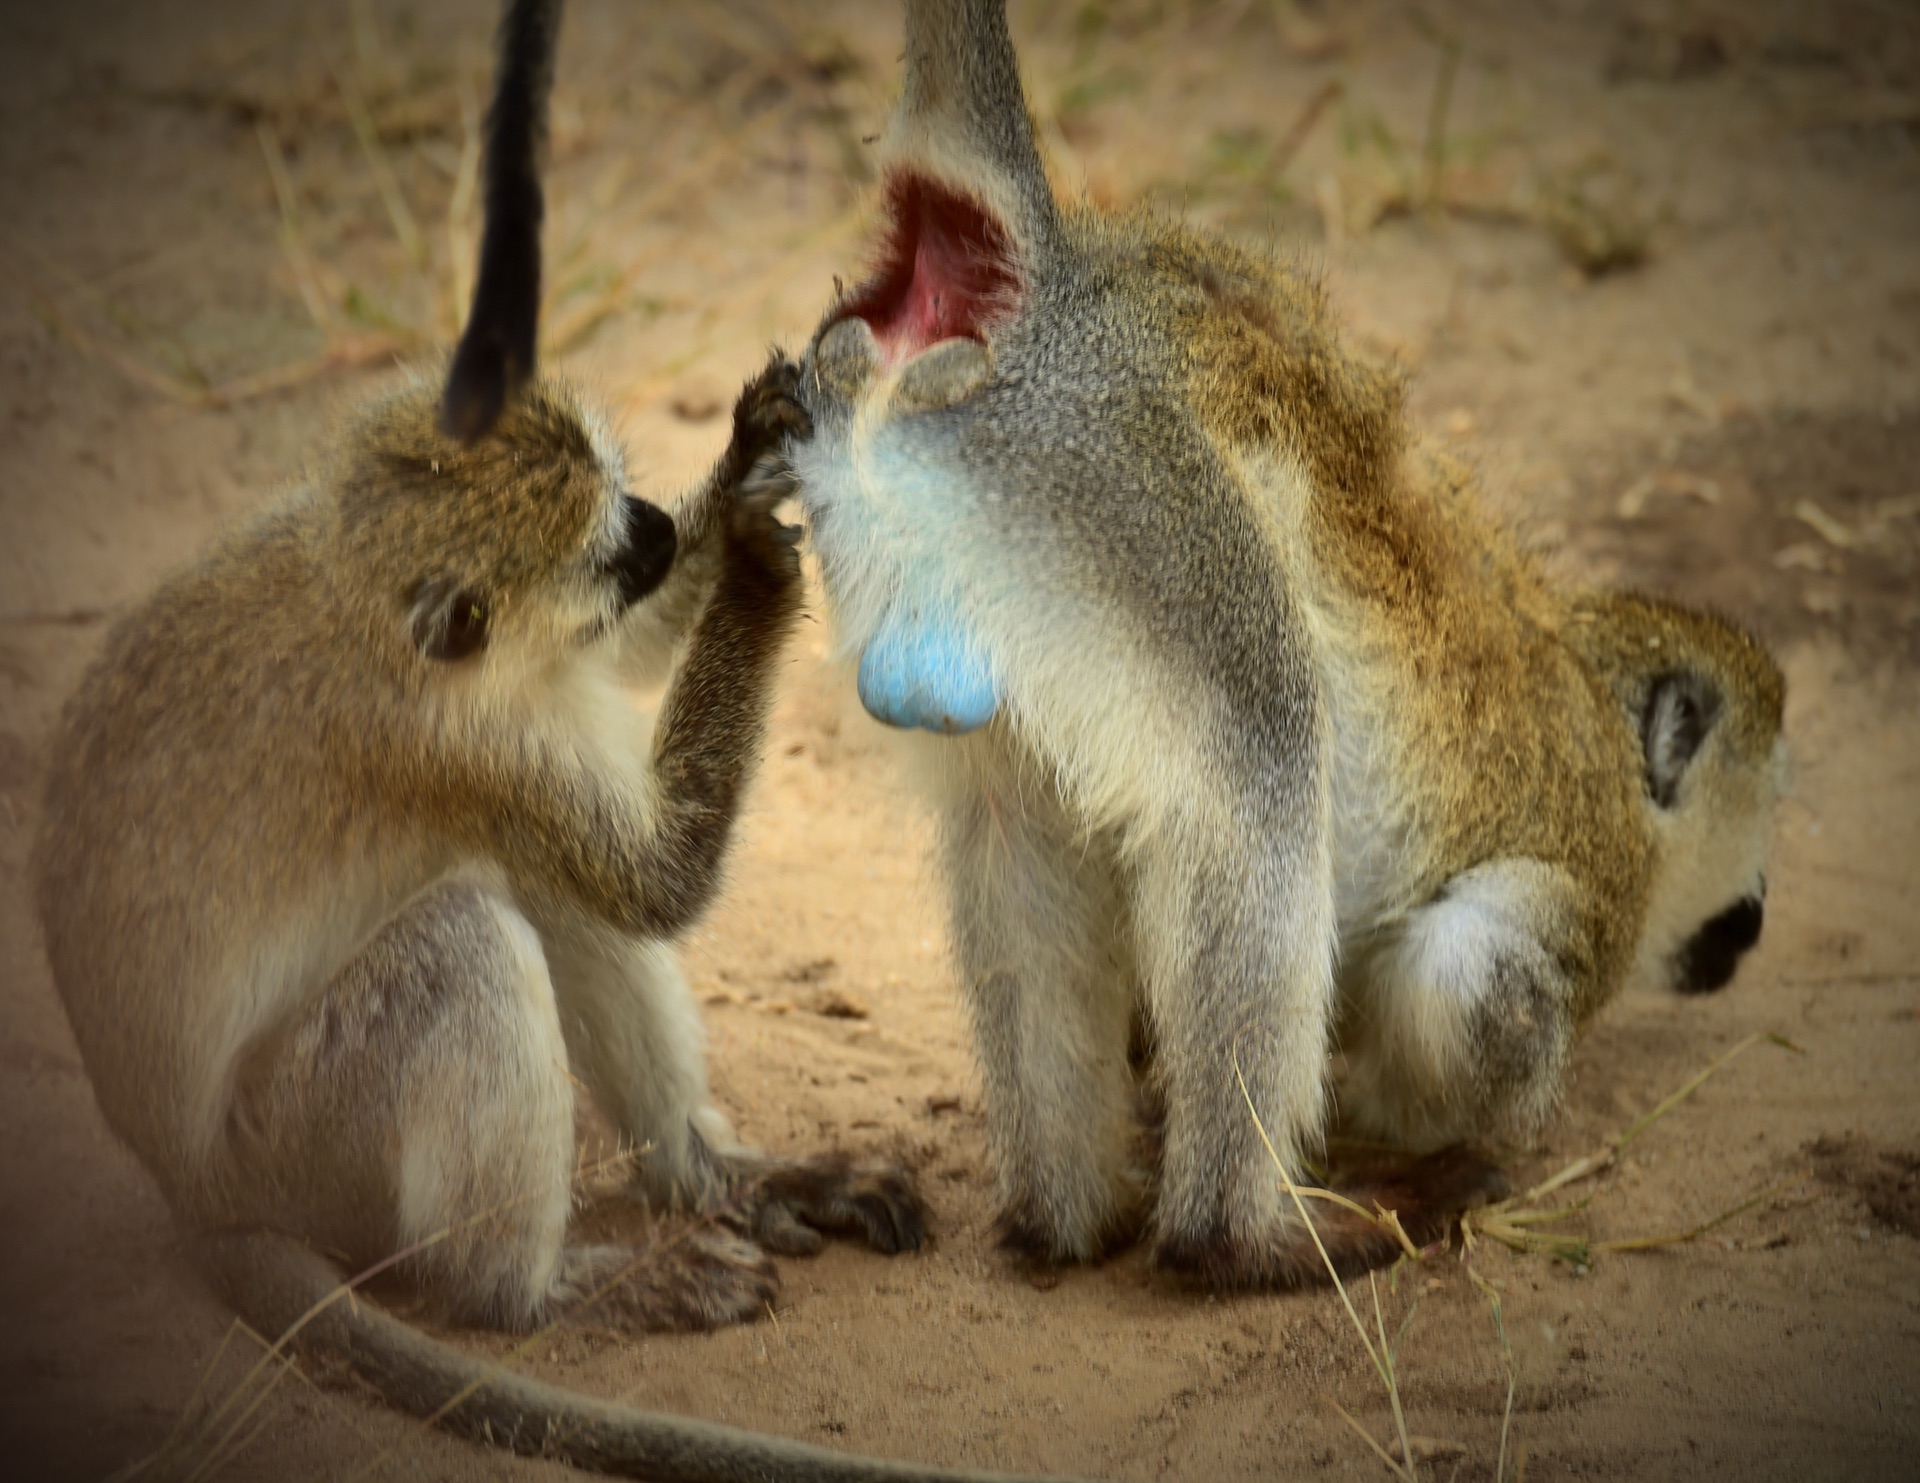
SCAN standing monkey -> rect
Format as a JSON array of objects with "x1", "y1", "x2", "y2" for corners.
[
  {"x1": 31, "y1": 3, "x2": 1088, "y2": 1480},
  {"x1": 790, "y1": 0, "x2": 1787, "y2": 1286}
]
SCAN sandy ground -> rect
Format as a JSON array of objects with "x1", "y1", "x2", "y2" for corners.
[{"x1": 2, "y1": 1, "x2": 1917, "y2": 1479}]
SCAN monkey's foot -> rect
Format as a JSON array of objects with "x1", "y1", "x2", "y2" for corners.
[
  {"x1": 1155, "y1": 1146, "x2": 1507, "y2": 1291},
  {"x1": 994, "y1": 1176, "x2": 1147, "y2": 1266},
  {"x1": 727, "y1": 1152, "x2": 927, "y2": 1257},
  {"x1": 565, "y1": 1231, "x2": 779, "y2": 1333}
]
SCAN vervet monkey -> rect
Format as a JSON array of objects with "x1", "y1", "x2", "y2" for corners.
[
  {"x1": 32, "y1": 3, "x2": 1084, "y2": 1479},
  {"x1": 788, "y1": 0, "x2": 1788, "y2": 1287}
]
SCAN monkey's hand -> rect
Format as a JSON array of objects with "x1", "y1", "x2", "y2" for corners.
[
  {"x1": 730, "y1": 349, "x2": 813, "y2": 471},
  {"x1": 713, "y1": 353, "x2": 811, "y2": 597},
  {"x1": 723, "y1": 1152, "x2": 928, "y2": 1258},
  {"x1": 723, "y1": 457, "x2": 806, "y2": 595},
  {"x1": 684, "y1": 350, "x2": 813, "y2": 550}
]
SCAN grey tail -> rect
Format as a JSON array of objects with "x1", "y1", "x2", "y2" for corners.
[{"x1": 191, "y1": 1229, "x2": 1088, "y2": 1482}]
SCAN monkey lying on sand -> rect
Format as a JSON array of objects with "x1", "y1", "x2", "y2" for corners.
[
  {"x1": 789, "y1": 0, "x2": 1787, "y2": 1288},
  {"x1": 32, "y1": 2, "x2": 1087, "y2": 1480}
]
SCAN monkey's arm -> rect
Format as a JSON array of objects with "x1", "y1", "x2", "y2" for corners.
[
  {"x1": 497, "y1": 492, "x2": 802, "y2": 939},
  {"x1": 614, "y1": 356, "x2": 809, "y2": 684}
]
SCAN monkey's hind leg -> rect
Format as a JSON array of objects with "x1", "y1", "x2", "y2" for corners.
[
  {"x1": 226, "y1": 881, "x2": 774, "y2": 1333},
  {"x1": 547, "y1": 931, "x2": 927, "y2": 1258},
  {"x1": 1129, "y1": 785, "x2": 1348, "y2": 1287},
  {"x1": 937, "y1": 751, "x2": 1143, "y2": 1262},
  {"x1": 1337, "y1": 858, "x2": 1582, "y2": 1151}
]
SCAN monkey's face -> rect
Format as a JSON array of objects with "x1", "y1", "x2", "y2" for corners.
[
  {"x1": 1633, "y1": 663, "x2": 1789, "y2": 996},
  {"x1": 339, "y1": 373, "x2": 676, "y2": 673}
]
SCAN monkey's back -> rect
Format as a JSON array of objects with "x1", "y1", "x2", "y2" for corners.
[
  {"x1": 32, "y1": 494, "x2": 408, "y2": 1202},
  {"x1": 1168, "y1": 239, "x2": 1654, "y2": 1003}
]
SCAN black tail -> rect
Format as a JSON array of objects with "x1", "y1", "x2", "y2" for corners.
[{"x1": 440, "y1": 0, "x2": 565, "y2": 444}]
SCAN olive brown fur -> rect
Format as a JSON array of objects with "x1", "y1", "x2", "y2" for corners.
[
  {"x1": 790, "y1": 0, "x2": 1788, "y2": 1289},
  {"x1": 28, "y1": 2, "x2": 1094, "y2": 1479}
]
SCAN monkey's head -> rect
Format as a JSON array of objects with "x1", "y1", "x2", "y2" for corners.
[
  {"x1": 321, "y1": 0, "x2": 679, "y2": 682},
  {"x1": 328, "y1": 369, "x2": 675, "y2": 674},
  {"x1": 330, "y1": 0, "x2": 674, "y2": 677},
  {"x1": 1574, "y1": 594, "x2": 1788, "y2": 997}
]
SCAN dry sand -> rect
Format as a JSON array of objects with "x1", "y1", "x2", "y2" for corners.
[{"x1": 1, "y1": 2, "x2": 1916, "y2": 1479}]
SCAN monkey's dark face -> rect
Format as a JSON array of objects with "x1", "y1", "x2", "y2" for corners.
[{"x1": 1635, "y1": 665, "x2": 1786, "y2": 997}]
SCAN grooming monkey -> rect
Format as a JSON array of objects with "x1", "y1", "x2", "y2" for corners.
[
  {"x1": 789, "y1": 0, "x2": 1788, "y2": 1287},
  {"x1": 31, "y1": 3, "x2": 1088, "y2": 1480}
]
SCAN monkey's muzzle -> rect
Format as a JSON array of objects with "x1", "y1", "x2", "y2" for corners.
[{"x1": 609, "y1": 496, "x2": 677, "y2": 608}]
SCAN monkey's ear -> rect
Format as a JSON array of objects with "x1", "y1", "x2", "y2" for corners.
[
  {"x1": 439, "y1": 0, "x2": 562, "y2": 443},
  {"x1": 409, "y1": 579, "x2": 491, "y2": 662},
  {"x1": 886, "y1": 0, "x2": 1056, "y2": 254},
  {"x1": 1642, "y1": 671, "x2": 1721, "y2": 809}
]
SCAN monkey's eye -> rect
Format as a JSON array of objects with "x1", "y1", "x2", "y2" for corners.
[{"x1": 409, "y1": 580, "x2": 491, "y2": 662}]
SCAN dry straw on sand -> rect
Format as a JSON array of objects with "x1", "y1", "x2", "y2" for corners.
[{"x1": 1240, "y1": 1029, "x2": 1804, "y2": 1482}]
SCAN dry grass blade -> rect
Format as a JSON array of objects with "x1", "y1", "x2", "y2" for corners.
[
  {"x1": 195, "y1": 335, "x2": 403, "y2": 408},
  {"x1": 178, "y1": 1350, "x2": 299, "y2": 1483},
  {"x1": 443, "y1": 68, "x2": 483, "y2": 335},
  {"x1": 1593, "y1": 1173, "x2": 1811, "y2": 1254},
  {"x1": 543, "y1": 100, "x2": 803, "y2": 360},
  {"x1": 137, "y1": 1146, "x2": 644, "y2": 1483},
  {"x1": 1517, "y1": 1031, "x2": 1789, "y2": 1208},
  {"x1": 1614, "y1": 1032, "x2": 1800, "y2": 1154},
  {"x1": 1, "y1": 238, "x2": 208, "y2": 402},
  {"x1": 1256, "y1": 78, "x2": 1344, "y2": 194},
  {"x1": 1412, "y1": 15, "x2": 1463, "y2": 215},
  {"x1": 1233, "y1": 1046, "x2": 1419, "y2": 1482},
  {"x1": 330, "y1": 1189, "x2": 776, "y2": 1483},
  {"x1": 255, "y1": 122, "x2": 333, "y2": 335},
  {"x1": 1466, "y1": 1268, "x2": 1516, "y2": 1483},
  {"x1": 1333, "y1": 1400, "x2": 1415, "y2": 1480},
  {"x1": 110, "y1": 1321, "x2": 248, "y2": 1482},
  {"x1": 1465, "y1": 1030, "x2": 1800, "y2": 1266},
  {"x1": 337, "y1": 70, "x2": 427, "y2": 271},
  {"x1": 1371, "y1": 1270, "x2": 1416, "y2": 1477},
  {"x1": 619, "y1": 208, "x2": 865, "y2": 411},
  {"x1": 4, "y1": 224, "x2": 398, "y2": 409}
]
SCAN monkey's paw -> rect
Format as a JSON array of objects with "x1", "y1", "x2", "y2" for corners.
[
  {"x1": 1156, "y1": 1146, "x2": 1507, "y2": 1291},
  {"x1": 730, "y1": 1152, "x2": 928, "y2": 1258},
  {"x1": 731, "y1": 351, "x2": 813, "y2": 464},
  {"x1": 727, "y1": 458, "x2": 806, "y2": 588},
  {"x1": 569, "y1": 1230, "x2": 780, "y2": 1333}
]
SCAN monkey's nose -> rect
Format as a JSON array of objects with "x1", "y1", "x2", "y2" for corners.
[
  {"x1": 611, "y1": 496, "x2": 677, "y2": 607},
  {"x1": 1673, "y1": 894, "x2": 1765, "y2": 995}
]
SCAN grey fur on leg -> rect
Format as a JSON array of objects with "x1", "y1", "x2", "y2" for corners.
[{"x1": 934, "y1": 744, "x2": 1144, "y2": 1261}]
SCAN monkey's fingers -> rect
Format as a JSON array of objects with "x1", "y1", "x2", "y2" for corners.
[
  {"x1": 735, "y1": 353, "x2": 814, "y2": 447},
  {"x1": 737, "y1": 457, "x2": 801, "y2": 515},
  {"x1": 749, "y1": 1154, "x2": 929, "y2": 1256},
  {"x1": 746, "y1": 1201, "x2": 827, "y2": 1257},
  {"x1": 730, "y1": 459, "x2": 808, "y2": 568},
  {"x1": 593, "y1": 1228, "x2": 779, "y2": 1333}
]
